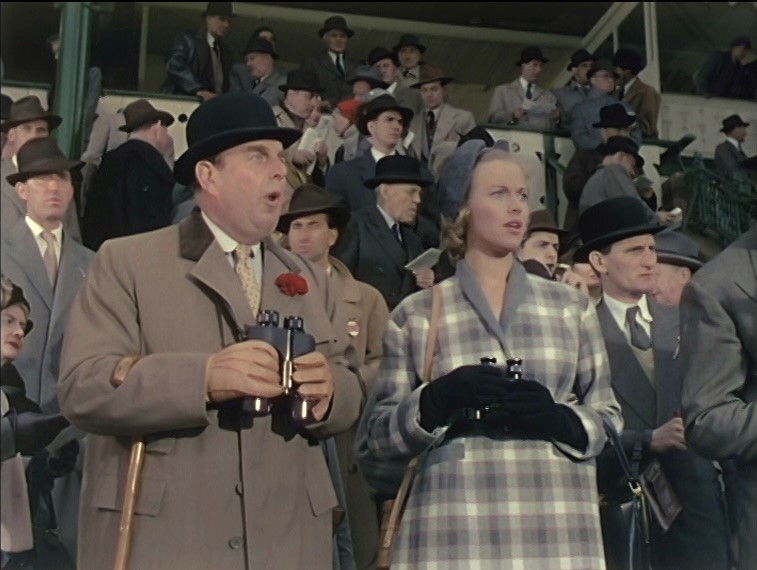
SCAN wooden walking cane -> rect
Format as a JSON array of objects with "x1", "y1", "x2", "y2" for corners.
[{"x1": 109, "y1": 356, "x2": 145, "y2": 570}]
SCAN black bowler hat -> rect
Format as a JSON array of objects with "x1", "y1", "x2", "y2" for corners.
[
  {"x1": 241, "y1": 36, "x2": 278, "y2": 59},
  {"x1": 277, "y1": 183, "x2": 350, "y2": 233},
  {"x1": 356, "y1": 94, "x2": 414, "y2": 136},
  {"x1": 6, "y1": 137, "x2": 82, "y2": 186},
  {"x1": 587, "y1": 59, "x2": 619, "y2": 80},
  {"x1": 393, "y1": 33, "x2": 426, "y2": 54},
  {"x1": 567, "y1": 48, "x2": 597, "y2": 71},
  {"x1": 1, "y1": 96, "x2": 62, "y2": 133},
  {"x1": 173, "y1": 93, "x2": 300, "y2": 185},
  {"x1": 367, "y1": 46, "x2": 399, "y2": 67},
  {"x1": 730, "y1": 36, "x2": 751, "y2": 49},
  {"x1": 720, "y1": 114, "x2": 749, "y2": 133},
  {"x1": 655, "y1": 229, "x2": 702, "y2": 271},
  {"x1": 318, "y1": 15, "x2": 354, "y2": 38},
  {"x1": 201, "y1": 2, "x2": 235, "y2": 18},
  {"x1": 613, "y1": 48, "x2": 646, "y2": 75},
  {"x1": 593, "y1": 103, "x2": 637, "y2": 129},
  {"x1": 119, "y1": 99, "x2": 174, "y2": 133},
  {"x1": 278, "y1": 69, "x2": 323, "y2": 94},
  {"x1": 574, "y1": 196, "x2": 665, "y2": 262},
  {"x1": 597, "y1": 136, "x2": 644, "y2": 169},
  {"x1": 346, "y1": 66, "x2": 388, "y2": 89},
  {"x1": 515, "y1": 46, "x2": 549, "y2": 66},
  {"x1": 365, "y1": 155, "x2": 434, "y2": 189}
]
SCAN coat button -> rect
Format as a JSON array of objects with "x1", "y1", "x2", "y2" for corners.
[
  {"x1": 228, "y1": 536, "x2": 243, "y2": 550},
  {"x1": 235, "y1": 483, "x2": 243, "y2": 496},
  {"x1": 348, "y1": 463, "x2": 358, "y2": 474}
]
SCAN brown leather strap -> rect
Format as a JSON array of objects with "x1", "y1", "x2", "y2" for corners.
[{"x1": 422, "y1": 285, "x2": 442, "y2": 383}]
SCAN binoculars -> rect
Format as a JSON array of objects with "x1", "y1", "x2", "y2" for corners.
[
  {"x1": 218, "y1": 310, "x2": 317, "y2": 431},
  {"x1": 451, "y1": 356, "x2": 523, "y2": 422}
]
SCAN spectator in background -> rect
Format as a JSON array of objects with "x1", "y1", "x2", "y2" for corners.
[
  {"x1": 488, "y1": 46, "x2": 559, "y2": 131},
  {"x1": 553, "y1": 48, "x2": 596, "y2": 132},
  {"x1": 651, "y1": 229, "x2": 702, "y2": 307},
  {"x1": 714, "y1": 114, "x2": 754, "y2": 183},
  {"x1": 394, "y1": 34, "x2": 426, "y2": 88},
  {"x1": 252, "y1": 25, "x2": 276, "y2": 47},
  {"x1": 346, "y1": 66, "x2": 388, "y2": 100},
  {"x1": 367, "y1": 46, "x2": 422, "y2": 115},
  {"x1": 301, "y1": 15, "x2": 358, "y2": 110},
  {"x1": 332, "y1": 98, "x2": 365, "y2": 164},
  {"x1": 161, "y1": 1, "x2": 235, "y2": 101},
  {"x1": 696, "y1": 35, "x2": 755, "y2": 100},
  {"x1": 229, "y1": 36, "x2": 286, "y2": 108},
  {"x1": 613, "y1": 48, "x2": 661, "y2": 138}
]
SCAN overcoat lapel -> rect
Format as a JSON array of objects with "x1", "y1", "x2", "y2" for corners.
[
  {"x1": 8, "y1": 221, "x2": 53, "y2": 309},
  {"x1": 364, "y1": 208, "x2": 407, "y2": 270}
]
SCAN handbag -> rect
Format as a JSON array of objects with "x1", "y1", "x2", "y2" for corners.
[
  {"x1": 375, "y1": 285, "x2": 442, "y2": 570},
  {"x1": 599, "y1": 420, "x2": 652, "y2": 570}
]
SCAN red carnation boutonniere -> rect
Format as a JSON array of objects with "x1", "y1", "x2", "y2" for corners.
[{"x1": 275, "y1": 273, "x2": 309, "y2": 297}]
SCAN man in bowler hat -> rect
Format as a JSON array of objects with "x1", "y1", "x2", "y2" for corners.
[
  {"x1": 58, "y1": 93, "x2": 362, "y2": 569},
  {"x1": 578, "y1": 197, "x2": 730, "y2": 570},
  {"x1": 393, "y1": 34, "x2": 426, "y2": 88},
  {"x1": 651, "y1": 229, "x2": 702, "y2": 307},
  {"x1": 161, "y1": 1, "x2": 236, "y2": 101},
  {"x1": 229, "y1": 36, "x2": 286, "y2": 108}
]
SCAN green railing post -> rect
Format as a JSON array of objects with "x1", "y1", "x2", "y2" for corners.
[
  {"x1": 542, "y1": 132, "x2": 562, "y2": 221},
  {"x1": 53, "y1": 2, "x2": 94, "y2": 159}
]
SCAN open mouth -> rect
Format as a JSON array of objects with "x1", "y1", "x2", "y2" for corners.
[{"x1": 264, "y1": 190, "x2": 282, "y2": 204}]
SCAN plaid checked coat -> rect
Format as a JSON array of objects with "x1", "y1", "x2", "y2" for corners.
[{"x1": 357, "y1": 260, "x2": 623, "y2": 569}]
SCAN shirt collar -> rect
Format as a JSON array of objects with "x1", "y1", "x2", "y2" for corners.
[
  {"x1": 375, "y1": 204, "x2": 398, "y2": 228},
  {"x1": 604, "y1": 292, "x2": 653, "y2": 327},
  {"x1": 25, "y1": 215, "x2": 63, "y2": 242},
  {"x1": 201, "y1": 211, "x2": 262, "y2": 259},
  {"x1": 623, "y1": 76, "x2": 637, "y2": 91},
  {"x1": 726, "y1": 136, "x2": 741, "y2": 149},
  {"x1": 370, "y1": 147, "x2": 395, "y2": 163},
  {"x1": 206, "y1": 32, "x2": 215, "y2": 49},
  {"x1": 519, "y1": 77, "x2": 532, "y2": 92}
]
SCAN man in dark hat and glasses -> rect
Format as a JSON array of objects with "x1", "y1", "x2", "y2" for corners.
[
  {"x1": 161, "y1": 1, "x2": 236, "y2": 101},
  {"x1": 58, "y1": 93, "x2": 362, "y2": 569}
]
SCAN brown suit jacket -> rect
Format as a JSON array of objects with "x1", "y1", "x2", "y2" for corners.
[
  {"x1": 623, "y1": 77, "x2": 661, "y2": 138},
  {"x1": 58, "y1": 211, "x2": 361, "y2": 569}
]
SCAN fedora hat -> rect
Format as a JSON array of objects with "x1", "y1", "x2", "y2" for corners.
[
  {"x1": 346, "y1": 66, "x2": 388, "y2": 89},
  {"x1": 119, "y1": 99, "x2": 174, "y2": 133},
  {"x1": 1, "y1": 96, "x2": 62, "y2": 133},
  {"x1": 527, "y1": 209, "x2": 569, "y2": 237},
  {"x1": 6, "y1": 137, "x2": 83, "y2": 186},
  {"x1": 567, "y1": 48, "x2": 596, "y2": 71},
  {"x1": 655, "y1": 229, "x2": 702, "y2": 271},
  {"x1": 587, "y1": 59, "x2": 619, "y2": 80},
  {"x1": 515, "y1": 46, "x2": 548, "y2": 67},
  {"x1": 278, "y1": 69, "x2": 323, "y2": 94},
  {"x1": 597, "y1": 135, "x2": 644, "y2": 168},
  {"x1": 201, "y1": 2, "x2": 235, "y2": 18},
  {"x1": 357, "y1": 94, "x2": 414, "y2": 136},
  {"x1": 393, "y1": 33, "x2": 426, "y2": 54},
  {"x1": 277, "y1": 183, "x2": 350, "y2": 233},
  {"x1": 241, "y1": 36, "x2": 278, "y2": 59},
  {"x1": 173, "y1": 93, "x2": 300, "y2": 185},
  {"x1": 1, "y1": 275, "x2": 33, "y2": 334},
  {"x1": 574, "y1": 196, "x2": 665, "y2": 262},
  {"x1": 367, "y1": 46, "x2": 399, "y2": 67},
  {"x1": 720, "y1": 114, "x2": 749, "y2": 133},
  {"x1": 365, "y1": 155, "x2": 434, "y2": 189},
  {"x1": 410, "y1": 65, "x2": 453, "y2": 89},
  {"x1": 592, "y1": 103, "x2": 637, "y2": 129},
  {"x1": 318, "y1": 15, "x2": 354, "y2": 38}
]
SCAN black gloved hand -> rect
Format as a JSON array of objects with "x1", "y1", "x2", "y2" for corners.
[
  {"x1": 419, "y1": 364, "x2": 509, "y2": 431},
  {"x1": 47, "y1": 439, "x2": 80, "y2": 478},
  {"x1": 11, "y1": 411, "x2": 69, "y2": 456},
  {"x1": 495, "y1": 380, "x2": 588, "y2": 451}
]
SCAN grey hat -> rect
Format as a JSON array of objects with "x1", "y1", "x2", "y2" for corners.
[
  {"x1": 438, "y1": 139, "x2": 511, "y2": 220},
  {"x1": 346, "y1": 65, "x2": 388, "y2": 89},
  {"x1": 655, "y1": 229, "x2": 702, "y2": 271},
  {"x1": 634, "y1": 175, "x2": 654, "y2": 191}
]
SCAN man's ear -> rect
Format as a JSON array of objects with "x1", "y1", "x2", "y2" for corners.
[
  {"x1": 15, "y1": 181, "x2": 28, "y2": 202},
  {"x1": 588, "y1": 250, "x2": 606, "y2": 275},
  {"x1": 195, "y1": 160, "x2": 217, "y2": 196}
]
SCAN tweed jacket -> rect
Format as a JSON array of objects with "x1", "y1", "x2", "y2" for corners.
[
  {"x1": 160, "y1": 29, "x2": 233, "y2": 95},
  {"x1": 596, "y1": 298, "x2": 729, "y2": 570},
  {"x1": 487, "y1": 79, "x2": 558, "y2": 131},
  {"x1": 356, "y1": 260, "x2": 622, "y2": 568},
  {"x1": 680, "y1": 224, "x2": 757, "y2": 570},
  {"x1": 569, "y1": 90, "x2": 642, "y2": 150},
  {"x1": 229, "y1": 64, "x2": 286, "y2": 108},
  {"x1": 552, "y1": 80, "x2": 591, "y2": 132},
  {"x1": 1, "y1": 219, "x2": 94, "y2": 412},
  {"x1": 1, "y1": 158, "x2": 82, "y2": 243},
  {"x1": 409, "y1": 102, "x2": 476, "y2": 161},
  {"x1": 57, "y1": 211, "x2": 362, "y2": 569},
  {"x1": 300, "y1": 50, "x2": 358, "y2": 108},
  {"x1": 622, "y1": 77, "x2": 661, "y2": 138}
]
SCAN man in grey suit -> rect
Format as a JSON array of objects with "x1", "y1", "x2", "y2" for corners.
[
  {"x1": 577, "y1": 196, "x2": 730, "y2": 570},
  {"x1": 1, "y1": 96, "x2": 80, "y2": 242},
  {"x1": 1, "y1": 136, "x2": 95, "y2": 560},
  {"x1": 553, "y1": 48, "x2": 596, "y2": 132},
  {"x1": 714, "y1": 114, "x2": 754, "y2": 185},
  {"x1": 680, "y1": 223, "x2": 757, "y2": 570},
  {"x1": 367, "y1": 46, "x2": 421, "y2": 115},
  {"x1": 229, "y1": 36, "x2": 285, "y2": 108}
]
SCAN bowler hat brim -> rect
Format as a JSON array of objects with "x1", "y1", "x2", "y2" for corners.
[
  {"x1": 1, "y1": 114, "x2": 62, "y2": 134},
  {"x1": 656, "y1": 252, "x2": 702, "y2": 271},
  {"x1": 365, "y1": 170, "x2": 434, "y2": 190},
  {"x1": 6, "y1": 156, "x2": 83, "y2": 186},
  {"x1": 174, "y1": 126, "x2": 301, "y2": 186},
  {"x1": 319, "y1": 25, "x2": 354, "y2": 38},
  {"x1": 574, "y1": 221, "x2": 665, "y2": 263},
  {"x1": 278, "y1": 83, "x2": 324, "y2": 94},
  {"x1": 277, "y1": 204, "x2": 350, "y2": 234}
]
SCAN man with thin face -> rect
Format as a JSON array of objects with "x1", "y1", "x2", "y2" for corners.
[
  {"x1": 301, "y1": 15, "x2": 358, "y2": 109},
  {"x1": 577, "y1": 196, "x2": 729, "y2": 570},
  {"x1": 553, "y1": 49, "x2": 597, "y2": 131},
  {"x1": 161, "y1": 2, "x2": 235, "y2": 101}
]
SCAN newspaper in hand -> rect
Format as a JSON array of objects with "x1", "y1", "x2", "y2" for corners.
[
  {"x1": 299, "y1": 115, "x2": 334, "y2": 175},
  {"x1": 404, "y1": 248, "x2": 442, "y2": 272},
  {"x1": 522, "y1": 98, "x2": 556, "y2": 118}
]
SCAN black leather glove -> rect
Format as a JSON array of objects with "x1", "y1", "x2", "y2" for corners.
[
  {"x1": 47, "y1": 439, "x2": 80, "y2": 478},
  {"x1": 419, "y1": 364, "x2": 509, "y2": 431},
  {"x1": 494, "y1": 380, "x2": 588, "y2": 451},
  {"x1": 11, "y1": 411, "x2": 69, "y2": 456}
]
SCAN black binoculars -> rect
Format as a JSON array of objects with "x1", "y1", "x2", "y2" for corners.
[
  {"x1": 450, "y1": 356, "x2": 523, "y2": 422},
  {"x1": 218, "y1": 310, "x2": 317, "y2": 431}
]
